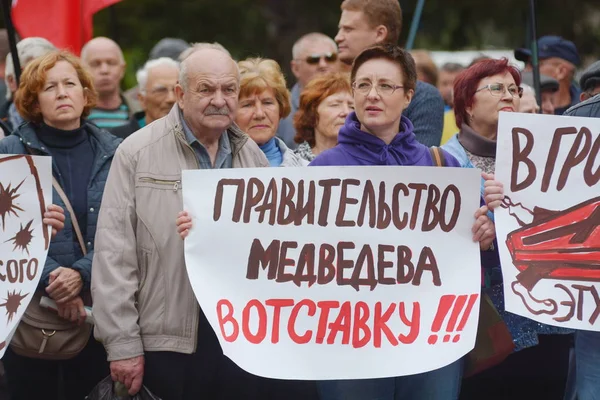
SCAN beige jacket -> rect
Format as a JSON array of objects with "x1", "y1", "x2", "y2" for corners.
[{"x1": 91, "y1": 106, "x2": 269, "y2": 361}]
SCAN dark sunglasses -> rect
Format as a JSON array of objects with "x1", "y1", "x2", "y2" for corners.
[{"x1": 304, "y1": 52, "x2": 338, "y2": 65}]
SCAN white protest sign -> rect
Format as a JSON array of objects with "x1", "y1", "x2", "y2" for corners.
[
  {"x1": 0, "y1": 155, "x2": 52, "y2": 357},
  {"x1": 496, "y1": 112, "x2": 600, "y2": 331},
  {"x1": 183, "y1": 166, "x2": 481, "y2": 380}
]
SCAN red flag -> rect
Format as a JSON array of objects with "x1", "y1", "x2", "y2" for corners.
[{"x1": 11, "y1": 0, "x2": 122, "y2": 55}]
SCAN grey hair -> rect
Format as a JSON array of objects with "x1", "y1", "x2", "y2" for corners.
[
  {"x1": 5, "y1": 37, "x2": 56, "y2": 100},
  {"x1": 292, "y1": 32, "x2": 337, "y2": 60},
  {"x1": 136, "y1": 57, "x2": 180, "y2": 95},
  {"x1": 178, "y1": 43, "x2": 239, "y2": 92},
  {"x1": 178, "y1": 42, "x2": 231, "y2": 62},
  {"x1": 521, "y1": 83, "x2": 535, "y2": 96}
]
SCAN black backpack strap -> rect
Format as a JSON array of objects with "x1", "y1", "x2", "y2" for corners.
[{"x1": 429, "y1": 146, "x2": 446, "y2": 167}]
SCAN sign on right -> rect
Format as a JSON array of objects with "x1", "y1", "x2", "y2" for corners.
[{"x1": 495, "y1": 111, "x2": 600, "y2": 331}]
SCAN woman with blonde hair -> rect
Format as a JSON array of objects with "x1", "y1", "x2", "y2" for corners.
[{"x1": 236, "y1": 57, "x2": 307, "y2": 166}]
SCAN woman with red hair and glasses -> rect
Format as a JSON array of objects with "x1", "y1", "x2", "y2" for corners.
[{"x1": 443, "y1": 58, "x2": 573, "y2": 400}]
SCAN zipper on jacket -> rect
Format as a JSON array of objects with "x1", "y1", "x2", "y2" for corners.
[
  {"x1": 138, "y1": 177, "x2": 180, "y2": 192},
  {"x1": 173, "y1": 127, "x2": 201, "y2": 169}
]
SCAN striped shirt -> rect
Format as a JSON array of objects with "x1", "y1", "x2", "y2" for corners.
[{"x1": 88, "y1": 103, "x2": 130, "y2": 129}]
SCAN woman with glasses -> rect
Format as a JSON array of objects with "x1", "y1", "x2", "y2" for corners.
[
  {"x1": 443, "y1": 58, "x2": 573, "y2": 400},
  {"x1": 310, "y1": 45, "x2": 496, "y2": 400},
  {"x1": 293, "y1": 72, "x2": 353, "y2": 162}
]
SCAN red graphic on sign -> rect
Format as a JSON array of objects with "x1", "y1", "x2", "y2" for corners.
[
  {"x1": 0, "y1": 179, "x2": 25, "y2": 230},
  {"x1": 0, "y1": 290, "x2": 28, "y2": 323},
  {"x1": 428, "y1": 294, "x2": 479, "y2": 345},
  {"x1": 0, "y1": 155, "x2": 49, "y2": 250},
  {"x1": 6, "y1": 220, "x2": 35, "y2": 255},
  {"x1": 502, "y1": 196, "x2": 600, "y2": 315}
]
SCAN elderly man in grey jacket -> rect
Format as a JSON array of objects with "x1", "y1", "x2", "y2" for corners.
[{"x1": 92, "y1": 46, "x2": 269, "y2": 399}]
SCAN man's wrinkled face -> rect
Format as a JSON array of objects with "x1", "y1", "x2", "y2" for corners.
[
  {"x1": 140, "y1": 64, "x2": 179, "y2": 123},
  {"x1": 176, "y1": 52, "x2": 240, "y2": 134}
]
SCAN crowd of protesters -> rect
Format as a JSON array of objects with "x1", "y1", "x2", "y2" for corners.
[{"x1": 0, "y1": 0, "x2": 599, "y2": 399}]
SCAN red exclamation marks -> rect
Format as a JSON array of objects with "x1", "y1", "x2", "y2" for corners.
[
  {"x1": 445, "y1": 295, "x2": 468, "y2": 343},
  {"x1": 428, "y1": 294, "x2": 455, "y2": 345},
  {"x1": 428, "y1": 294, "x2": 479, "y2": 345},
  {"x1": 454, "y1": 293, "x2": 479, "y2": 342}
]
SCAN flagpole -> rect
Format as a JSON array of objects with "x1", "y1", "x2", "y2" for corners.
[
  {"x1": 529, "y1": 0, "x2": 541, "y2": 112},
  {"x1": 405, "y1": 0, "x2": 426, "y2": 51},
  {"x1": 1, "y1": 0, "x2": 21, "y2": 85}
]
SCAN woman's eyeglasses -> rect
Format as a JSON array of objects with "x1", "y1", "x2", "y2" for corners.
[
  {"x1": 303, "y1": 52, "x2": 338, "y2": 65},
  {"x1": 476, "y1": 83, "x2": 523, "y2": 98},
  {"x1": 352, "y1": 81, "x2": 404, "y2": 96}
]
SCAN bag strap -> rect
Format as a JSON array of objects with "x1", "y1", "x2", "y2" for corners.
[
  {"x1": 429, "y1": 146, "x2": 446, "y2": 167},
  {"x1": 52, "y1": 177, "x2": 87, "y2": 256}
]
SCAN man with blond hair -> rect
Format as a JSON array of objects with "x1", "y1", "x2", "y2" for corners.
[{"x1": 334, "y1": 0, "x2": 444, "y2": 146}]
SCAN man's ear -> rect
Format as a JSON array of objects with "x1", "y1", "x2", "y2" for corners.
[
  {"x1": 403, "y1": 88, "x2": 415, "y2": 110},
  {"x1": 6, "y1": 75, "x2": 16, "y2": 93},
  {"x1": 291, "y1": 60, "x2": 301, "y2": 80},
  {"x1": 119, "y1": 62, "x2": 126, "y2": 81},
  {"x1": 374, "y1": 25, "x2": 388, "y2": 44},
  {"x1": 175, "y1": 84, "x2": 185, "y2": 110},
  {"x1": 580, "y1": 92, "x2": 588, "y2": 102},
  {"x1": 138, "y1": 91, "x2": 147, "y2": 110},
  {"x1": 556, "y1": 63, "x2": 571, "y2": 82}
]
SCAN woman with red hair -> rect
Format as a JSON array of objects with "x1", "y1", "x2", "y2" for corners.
[
  {"x1": 293, "y1": 72, "x2": 353, "y2": 162},
  {"x1": 443, "y1": 58, "x2": 572, "y2": 400}
]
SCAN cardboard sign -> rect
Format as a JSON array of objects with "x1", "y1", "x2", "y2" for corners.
[
  {"x1": 183, "y1": 166, "x2": 482, "y2": 379},
  {"x1": 496, "y1": 112, "x2": 600, "y2": 331},
  {"x1": 0, "y1": 155, "x2": 52, "y2": 357}
]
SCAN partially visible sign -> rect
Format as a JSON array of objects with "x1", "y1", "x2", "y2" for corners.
[
  {"x1": 0, "y1": 155, "x2": 52, "y2": 357},
  {"x1": 496, "y1": 112, "x2": 600, "y2": 331}
]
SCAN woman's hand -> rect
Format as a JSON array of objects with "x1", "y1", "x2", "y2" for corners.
[
  {"x1": 46, "y1": 267, "x2": 83, "y2": 304},
  {"x1": 44, "y1": 204, "x2": 65, "y2": 238},
  {"x1": 472, "y1": 206, "x2": 496, "y2": 251},
  {"x1": 482, "y1": 172, "x2": 504, "y2": 211},
  {"x1": 56, "y1": 296, "x2": 86, "y2": 325},
  {"x1": 176, "y1": 211, "x2": 193, "y2": 240}
]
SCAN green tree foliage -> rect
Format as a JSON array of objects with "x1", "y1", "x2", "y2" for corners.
[{"x1": 88, "y1": 0, "x2": 599, "y2": 88}]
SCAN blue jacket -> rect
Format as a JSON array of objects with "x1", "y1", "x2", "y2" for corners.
[
  {"x1": 0, "y1": 121, "x2": 121, "y2": 290},
  {"x1": 310, "y1": 112, "x2": 458, "y2": 167}
]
